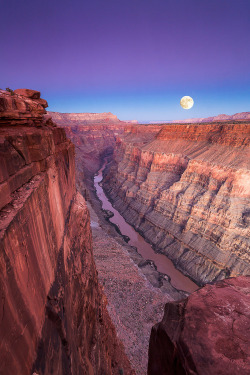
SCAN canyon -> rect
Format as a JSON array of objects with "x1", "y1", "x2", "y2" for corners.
[
  {"x1": 102, "y1": 122, "x2": 250, "y2": 286},
  {"x1": 0, "y1": 90, "x2": 133, "y2": 375},
  {"x1": 0, "y1": 90, "x2": 249, "y2": 375},
  {"x1": 50, "y1": 109, "x2": 250, "y2": 374}
]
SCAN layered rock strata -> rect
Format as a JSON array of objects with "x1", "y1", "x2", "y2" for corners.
[
  {"x1": 102, "y1": 123, "x2": 250, "y2": 285},
  {"x1": 49, "y1": 111, "x2": 120, "y2": 125},
  {"x1": 50, "y1": 112, "x2": 188, "y2": 373},
  {"x1": 0, "y1": 89, "x2": 133, "y2": 375},
  {"x1": 148, "y1": 276, "x2": 250, "y2": 375},
  {"x1": 49, "y1": 110, "x2": 128, "y2": 200}
]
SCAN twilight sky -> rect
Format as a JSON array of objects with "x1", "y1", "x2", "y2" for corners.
[{"x1": 1, "y1": 0, "x2": 250, "y2": 121}]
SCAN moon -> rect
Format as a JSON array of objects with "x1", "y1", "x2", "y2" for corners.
[{"x1": 180, "y1": 96, "x2": 194, "y2": 109}]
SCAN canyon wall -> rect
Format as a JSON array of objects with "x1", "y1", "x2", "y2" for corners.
[
  {"x1": 47, "y1": 109, "x2": 250, "y2": 374},
  {"x1": 102, "y1": 122, "x2": 250, "y2": 285},
  {"x1": 148, "y1": 275, "x2": 250, "y2": 375},
  {"x1": 0, "y1": 89, "x2": 133, "y2": 375},
  {"x1": 49, "y1": 111, "x2": 120, "y2": 125},
  {"x1": 49, "y1": 111, "x2": 129, "y2": 207}
]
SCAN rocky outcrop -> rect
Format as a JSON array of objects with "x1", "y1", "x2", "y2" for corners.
[
  {"x1": 0, "y1": 88, "x2": 48, "y2": 125},
  {"x1": 148, "y1": 276, "x2": 250, "y2": 375},
  {"x1": 102, "y1": 122, "x2": 250, "y2": 285},
  {"x1": 0, "y1": 90, "x2": 133, "y2": 375}
]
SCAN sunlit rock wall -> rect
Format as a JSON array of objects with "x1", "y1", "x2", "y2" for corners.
[{"x1": 103, "y1": 122, "x2": 250, "y2": 285}]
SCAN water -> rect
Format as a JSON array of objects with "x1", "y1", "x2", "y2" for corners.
[{"x1": 94, "y1": 162, "x2": 198, "y2": 293}]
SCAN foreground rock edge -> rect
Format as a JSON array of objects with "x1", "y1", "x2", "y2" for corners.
[{"x1": 148, "y1": 275, "x2": 250, "y2": 375}]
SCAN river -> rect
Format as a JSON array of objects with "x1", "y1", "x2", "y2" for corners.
[{"x1": 94, "y1": 162, "x2": 198, "y2": 294}]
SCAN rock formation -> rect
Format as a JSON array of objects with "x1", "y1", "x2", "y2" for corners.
[
  {"x1": 170, "y1": 111, "x2": 250, "y2": 124},
  {"x1": 148, "y1": 276, "x2": 250, "y2": 375},
  {"x1": 0, "y1": 89, "x2": 134, "y2": 375},
  {"x1": 49, "y1": 111, "x2": 121, "y2": 125},
  {"x1": 102, "y1": 122, "x2": 250, "y2": 286}
]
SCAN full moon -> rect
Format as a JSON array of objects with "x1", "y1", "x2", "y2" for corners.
[{"x1": 180, "y1": 96, "x2": 194, "y2": 109}]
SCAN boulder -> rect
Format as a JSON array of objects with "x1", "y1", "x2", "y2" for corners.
[{"x1": 148, "y1": 276, "x2": 250, "y2": 375}]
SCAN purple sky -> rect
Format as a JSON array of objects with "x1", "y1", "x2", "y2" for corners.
[{"x1": 1, "y1": 0, "x2": 250, "y2": 121}]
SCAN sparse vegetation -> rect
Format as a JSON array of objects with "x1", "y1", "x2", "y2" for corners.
[{"x1": 6, "y1": 87, "x2": 14, "y2": 95}]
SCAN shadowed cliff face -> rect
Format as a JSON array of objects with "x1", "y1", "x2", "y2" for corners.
[
  {"x1": 148, "y1": 276, "x2": 250, "y2": 375},
  {"x1": 102, "y1": 122, "x2": 250, "y2": 285},
  {"x1": 0, "y1": 90, "x2": 134, "y2": 375}
]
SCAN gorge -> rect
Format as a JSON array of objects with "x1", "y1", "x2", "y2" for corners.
[
  {"x1": 50, "y1": 108, "x2": 250, "y2": 374},
  {"x1": 94, "y1": 161, "x2": 198, "y2": 294},
  {"x1": 0, "y1": 89, "x2": 249, "y2": 375},
  {"x1": 102, "y1": 122, "x2": 250, "y2": 286}
]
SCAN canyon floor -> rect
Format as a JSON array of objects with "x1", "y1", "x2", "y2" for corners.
[{"x1": 87, "y1": 172, "x2": 188, "y2": 374}]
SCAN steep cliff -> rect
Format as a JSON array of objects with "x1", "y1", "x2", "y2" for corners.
[
  {"x1": 50, "y1": 109, "x2": 178, "y2": 375},
  {"x1": 148, "y1": 276, "x2": 250, "y2": 375},
  {"x1": 0, "y1": 89, "x2": 133, "y2": 375},
  {"x1": 102, "y1": 122, "x2": 250, "y2": 285}
]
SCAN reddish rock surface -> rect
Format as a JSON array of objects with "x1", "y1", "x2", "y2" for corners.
[
  {"x1": 148, "y1": 276, "x2": 250, "y2": 375},
  {"x1": 102, "y1": 122, "x2": 250, "y2": 285},
  {"x1": 14, "y1": 88, "x2": 41, "y2": 99},
  {"x1": 0, "y1": 89, "x2": 48, "y2": 125},
  {"x1": 49, "y1": 111, "x2": 121, "y2": 124},
  {"x1": 0, "y1": 90, "x2": 134, "y2": 375},
  {"x1": 49, "y1": 111, "x2": 250, "y2": 374},
  {"x1": 49, "y1": 113, "x2": 186, "y2": 374},
  {"x1": 49, "y1": 111, "x2": 129, "y2": 202}
]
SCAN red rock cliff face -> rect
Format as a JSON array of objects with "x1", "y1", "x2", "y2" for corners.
[
  {"x1": 103, "y1": 122, "x2": 250, "y2": 285},
  {"x1": 0, "y1": 90, "x2": 133, "y2": 375},
  {"x1": 49, "y1": 111, "x2": 121, "y2": 125},
  {"x1": 148, "y1": 276, "x2": 250, "y2": 375},
  {"x1": 49, "y1": 110, "x2": 128, "y2": 200}
]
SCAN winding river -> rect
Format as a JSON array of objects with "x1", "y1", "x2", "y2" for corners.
[{"x1": 94, "y1": 162, "x2": 198, "y2": 294}]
